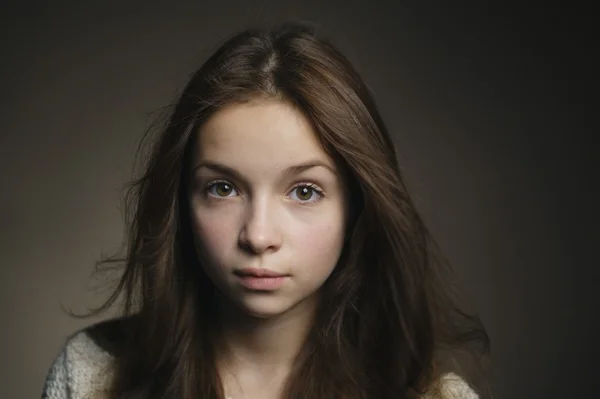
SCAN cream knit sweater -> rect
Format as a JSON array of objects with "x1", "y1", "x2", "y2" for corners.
[{"x1": 42, "y1": 328, "x2": 478, "y2": 399}]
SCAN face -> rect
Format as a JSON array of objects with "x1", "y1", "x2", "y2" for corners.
[{"x1": 188, "y1": 99, "x2": 348, "y2": 319}]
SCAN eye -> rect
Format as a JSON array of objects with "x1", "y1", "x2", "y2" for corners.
[
  {"x1": 288, "y1": 183, "x2": 324, "y2": 204},
  {"x1": 206, "y1": 180, "x2": 239, "y2": 198}
]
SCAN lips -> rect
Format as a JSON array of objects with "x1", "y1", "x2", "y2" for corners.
[
  {"x1": 234, "y1": 268, "x2": 287, "y2": 278},
  {"x1": 233, "y1": 268, "x2": 288, "y2": 290}
]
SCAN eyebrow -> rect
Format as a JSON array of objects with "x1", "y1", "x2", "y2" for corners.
[{"x1": 193, "y1": 160, "x2": 337, "y2": 181}]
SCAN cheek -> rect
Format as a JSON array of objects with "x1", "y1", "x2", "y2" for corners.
[
  {"x1": 191, "y1": 207, "x2": 239, "y2": 267},
  {"x1": 291, "y1": 219, "x2": 346, "y2": 275}
]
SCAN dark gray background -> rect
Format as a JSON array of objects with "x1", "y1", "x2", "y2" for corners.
[{"x1": 1, "y1": 1, "x2": 595, "y2": 398}]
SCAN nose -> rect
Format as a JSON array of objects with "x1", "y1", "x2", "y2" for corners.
[{"x1": 238, "y1": 197, "x2": 282, "y2": 254}]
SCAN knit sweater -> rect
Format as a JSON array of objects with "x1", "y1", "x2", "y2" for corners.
[{"x1": 42, "y1": 326, "x2": 479, "y2": 399}]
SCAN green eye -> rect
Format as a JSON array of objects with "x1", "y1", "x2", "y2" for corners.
[
  {"x1": 215, "y1": 183, "x2": 233, "y2": 196},
  {"x1": 206, "y1": 181, "x2": 237, "y2": 198},
  {"x1": 289, "y1": 184, "x2": 323, "y2": 203},
  {"x1": 295, "y1": 186, "x2": 313, "y2": 201}
]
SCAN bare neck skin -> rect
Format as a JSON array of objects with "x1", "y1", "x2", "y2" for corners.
[{"x1": 215, "y1": 294, "x2": 318, "y2": 398}]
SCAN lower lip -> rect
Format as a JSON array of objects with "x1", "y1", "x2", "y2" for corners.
[{"x1": 236, "y1": 275, "x2": 286, "y2": 290}]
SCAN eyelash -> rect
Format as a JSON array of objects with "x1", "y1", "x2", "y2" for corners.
[{"x1": 203, "y1": 180, "x2": 325, "y2": 204}]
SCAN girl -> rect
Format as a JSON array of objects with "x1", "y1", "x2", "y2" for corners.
[{"x1": 42, "y1": 22, "x2": 490, "y2": 399}]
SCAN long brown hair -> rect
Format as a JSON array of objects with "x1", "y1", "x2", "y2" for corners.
[{"x1": 85, "y1": 22, "x2": 490, "y2": 399}]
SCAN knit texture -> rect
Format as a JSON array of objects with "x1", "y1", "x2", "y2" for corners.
[{"x1": 42, "y1": 327, "x2": 478, "y2": 399}]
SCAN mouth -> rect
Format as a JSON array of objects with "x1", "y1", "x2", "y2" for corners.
[
  {"x1": 233, "y1": 268, "x2": 288, "y2": 290},
  {"x1": 234, "y1": 268, "x2": 287, "y2": 278}
]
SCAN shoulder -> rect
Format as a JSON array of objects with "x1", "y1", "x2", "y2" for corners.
[
  {"x1": 422, "y1": 372, "x2": 479, "y2": 399},
  {"x1": 42, "y1": 318, "x2": 130, "y2": 399}
]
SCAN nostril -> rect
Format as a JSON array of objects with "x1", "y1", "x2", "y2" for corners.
[{"x1": 238, "y1": 240, "x2": 257, "y2": 255}]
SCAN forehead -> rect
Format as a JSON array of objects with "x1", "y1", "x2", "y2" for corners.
[{"x1": 195, "y1": 100, "x2": 333, "y2": 168}]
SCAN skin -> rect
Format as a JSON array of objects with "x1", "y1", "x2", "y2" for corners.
[{"x1": 188, "y1": 99, "x2": 349, "y2": 398}]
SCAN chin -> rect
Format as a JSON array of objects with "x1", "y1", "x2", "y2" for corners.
[
  {"x1": 233, "y1": 292, "x2": 318, "y2": 321},
  {"x1": 236, "y1": 299, "x2": 293, "y2": 319}
]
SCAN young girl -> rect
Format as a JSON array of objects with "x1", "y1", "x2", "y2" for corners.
[{"x1": 42, "y1": 22, "x2": 490, "y2": 399}]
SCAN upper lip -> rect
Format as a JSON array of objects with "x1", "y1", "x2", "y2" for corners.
[{"x1": 234, "y1": 268, "x2": 287, "y2": 277}]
